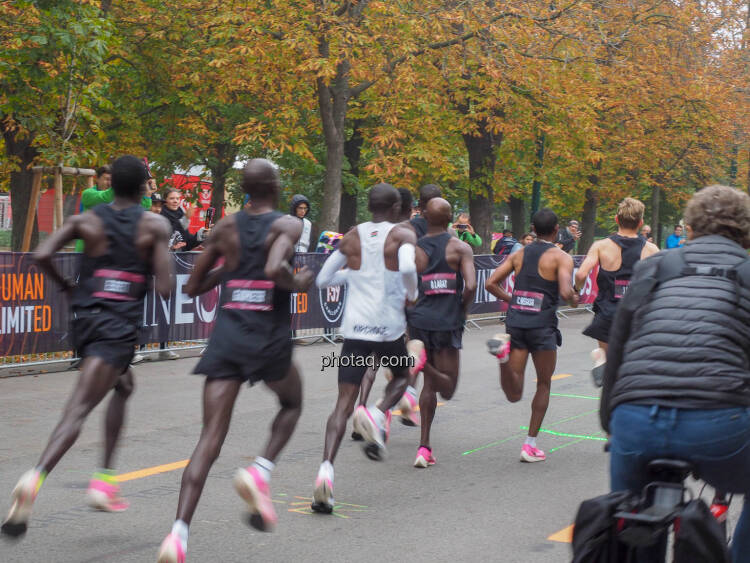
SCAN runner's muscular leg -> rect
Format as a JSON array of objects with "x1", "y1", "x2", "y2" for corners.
[
  {"x1": 37, "y1": 357, "x2": 121, "y2": 473},
  {"x1": 323, "y1": 382, "x2": 360, "y2": 462},
  {"x1": 261, "y1": 363, "x2": 303, "y2": 462},
  {"x1": 379, "y1": 366, "x2": 409, "y2": 412},
  {"x1": 527, "y1": 350, "x2": 556, "y2": 437},
  {"x1": 357, "y1": 366, "x2": 376, "y2": 407},
  {"x1": 176, "y1": 378, "x2": 242, "y2": 525},
  {"x1": 103, "y1": 369, "x2": 135, "y2": 468},
  {"x1": 500, "y1": 348, "x2": 529, "y2": 403},
  {"x1": 423, "y1": 348, "x2": 460, "y2": 400},
  {"x1": 598, "y1": 341, "x2": 608, "y2": 353},
  {"x1": 419, "y1": 351, "x2": 438, "y2": 449}
]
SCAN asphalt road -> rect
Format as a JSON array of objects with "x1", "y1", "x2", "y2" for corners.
[{"x1": 0, "y1": 314, "x2": 741, "y2": 562}]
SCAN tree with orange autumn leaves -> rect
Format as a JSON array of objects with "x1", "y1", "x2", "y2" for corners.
[{"x1": 1, "y1": 1, "x2": 747, "y2": 251}]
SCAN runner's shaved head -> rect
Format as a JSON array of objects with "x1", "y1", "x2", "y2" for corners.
[
  {"x1": 424, "y1": 197, "x2": 452, "y2": 228},
  {"x1": 368, "y1": 183, "x2": 400, "y2": 215},
  {"x1": 242, "y1": 158, "x2": 280, "y2": 199}
]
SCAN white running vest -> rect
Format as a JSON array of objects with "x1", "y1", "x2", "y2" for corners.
[{"x1": 340, "y1": 221, "x2": 408, "y2": 342}]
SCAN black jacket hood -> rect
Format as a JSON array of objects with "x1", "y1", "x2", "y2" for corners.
[{"x1": 290, "y1": 194, "x2": 310, "y2": 217}]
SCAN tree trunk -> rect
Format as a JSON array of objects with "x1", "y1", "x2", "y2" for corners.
[
  {"x1": 508, "y1": 195, "x2": 525, "y2": 238},
  {"x1": 209, "y1": 171, "x2": 226, "y2": 217},
  {"x1": 651, "y1": 184, "x2": 661, "y2": 248},
  {"x1": 579, "y1": 186, "x2": 598, "y2": 255},
  {"x1": 340, "y1": 120, "x2": 363, "y2": 232},
  {"x1": 316, "y1": 56, "x2": 350, "y2": 233},
  {"x1": 463, "y1": 124, "x2": 498, "y2": 254},
  {"x1": 530, "y1": 130, "x2": 545, "y2": 218},
  {"x1": 3, "y1": 128, "x2": 39, "y2": 251}
]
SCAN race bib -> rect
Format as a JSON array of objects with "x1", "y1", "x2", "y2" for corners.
[
  {"x1": 614, "y1": 279, "x2": 630, "y2": 299},
  {"x1": 421, "y1": 273, "x2": 457, "y2": 295},
  {"x1": 510, "y1": 290, "x2": 544, "y2": 312},
  {"x1": 223, "y1": 279, "x2": 274, "y2": 311},
  {"x1": 91, "y1": 269, "x2": 146, "y2": 302}
]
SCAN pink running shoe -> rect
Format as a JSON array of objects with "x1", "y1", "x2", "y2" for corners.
[
  {"x1": 398, "y1": 390, "x2": 420, "y2": 427},
  {"x1": 311, "y1": 474, "x2": 334, "y2": 514},
  {"x1": 87, "y1": 477, "x2": 129, "y2": 512},
  {"x1": 487, "y1": 333, "x2": 511, "y2": 363},
  {"x1": 520, "y1": 444, "x2": 546, "y2": 463},
  {"x1": 414, "y1": 446, "x2": 436, "y2": 468},
  {"x1": 157, "y1": 533, "x2": 186, "y2": 563},
  {"x1": 355, "y1": 406, "x2": 387, "y2": 461},
  {"x1": 407, "y1": 339, "x2": 427, "y2": 376},
  {"x1": 1, "y1": 469, "x2": 43, "y2": 537},
  {"x1": 233, "y1": 466, "x2": 277, "y2": 532}
]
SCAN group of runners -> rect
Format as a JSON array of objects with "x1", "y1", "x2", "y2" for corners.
[{"x1": 1, "y1": 156, "x2": 657, "y2": 562}]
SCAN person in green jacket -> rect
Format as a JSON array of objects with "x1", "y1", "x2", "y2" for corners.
[
  {"x1": 75, "y1": 168, "x2": 155, "y2": 251},
  {"x1": 451, "y1": 212, "x2": 482, "y2": 249}
]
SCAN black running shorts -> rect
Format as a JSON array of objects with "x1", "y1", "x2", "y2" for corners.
[
  {"x1": 507, "y1": 325, "x2": 562, "y2": 352},
  {"x1": 194, "y1": 342, "x2": 292, "y2": 386},
  {"x1": 338, "y1": 337, "x2": 410, "y2": 385},
  {"x1": 71, "y1": 308, "x2": 137, "y2": 373},
  {"x1": 408, "y1": 325, "x2": 463, "y2": 351},
  {"x1": 583, "y1": 313, "x2": 612, "y2": 344}
]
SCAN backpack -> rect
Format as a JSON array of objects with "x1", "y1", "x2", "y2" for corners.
[
  {"x1": 494, "y1": 237, "x2": 517, "y2": 257},
  {"x1": 673, "y1": 499, "x2": 731, "y2": 563},
  {"x1": 571, "y1": 490, "x2": 638, "y2": 562}
]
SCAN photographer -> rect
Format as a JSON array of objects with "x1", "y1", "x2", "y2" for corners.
[
  {"x1": 451, "y1": 212, "x2": 482, "y2": 249},
  {"x1": 556, "y1": 219, "x2": 580, "y2": 253},
  {"x1": 161, "y1": 188, "x2": 209, "y2": 251},
  {"x1": 601, "y1": 185, "x2": 750, "y2": 562}
]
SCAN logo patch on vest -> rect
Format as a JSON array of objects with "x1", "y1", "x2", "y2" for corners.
[
  {"x1": 510, "y1": 290, "x2": 544, "y2": 312},
  {"x1": 614, "y1": 278, "x2": 630, "y2": 299},
  {"x1": 223, "y1": 280, "x2": 274, "y2": 311},
  {"x1": 91, "y1": 269, "x2": 146, "y2": 302},
  {"x1": 421, "y1": 273, "x2": 457, "y2": 295}
]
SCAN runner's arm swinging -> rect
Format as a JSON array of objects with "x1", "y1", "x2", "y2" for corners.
[
  {"x1": 574, "y1": 242, "x2": 599, "y2": 291},
  {"x1": 34, "y1": 216, "x2": 80, "y2": 293},
  {"x1": 316, "y1": 250, "x2": 348, "y2": 288},
  {"x1": 485, "y1": 256, "x2": 515, "y2": 303},
  {"x1": 558, "y1": 254, "x2": 579, "y2": 307},
  {"x1": 398, "y1": 243, "x2": 418, "y2": 301},
  {"x1": 459, "y1": 245, "x2": 477, "y2": 312}
]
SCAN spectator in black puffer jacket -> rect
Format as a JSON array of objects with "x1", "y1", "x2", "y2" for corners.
[{"x1": 601, "y1": 184, "x2": 750, "y2": 563}]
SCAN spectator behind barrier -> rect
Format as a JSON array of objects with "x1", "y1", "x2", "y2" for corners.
[
  {"x1": 161, "y1": 188, "x2": 209, "y2": 251},
  {"x1": 290, "y1": 194, "x2": 312, "y2": 252},
  {"x1": 493, "y1": 229, "x2": 521, "y2": 257},
  {"x1": 556, "y1": 219, "x2": 580, "y2": 253},
  {"x1": 666, "y1": 224, "x2": 685, "y2": 249},
  {"x1": 520, "y1": 232, "x2": 535, "y2": 246},
  {"x1": 451, "y1": 212, "x2": 482, "y2": 249},
  {"x1": 600, "y1": 185, "x2": 750, "y2": 562}
]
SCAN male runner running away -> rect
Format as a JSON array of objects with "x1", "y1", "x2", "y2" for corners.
[
  {"x1": 574, "y1": 198, "x2": 658, "y2": 384},
  {"x1": 311, "y1": 183, "x2": 418, "y2": 513},
  {"x1": 353, "y1": 186, "x2": 426, "y2": 434},
  {"x1": 408, "y1": 198, "x2": 476, "y2": 468},
  {"x1": 156, "y1": 159, "x2": 313, "y2": 563},
  {"x1": 485, "y1": 208, "x2": 578, "y2": 463},
  {"x1": 1, "y1": 156, "x2": 173, "y2": 538}
]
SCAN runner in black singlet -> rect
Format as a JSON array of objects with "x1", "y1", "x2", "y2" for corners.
[
  {"x1": 485, "y1": 209, "x2": 578, "y2": 463},
  {"x1": 407, "y1": 198, "x2": 476, "y2": 468},
  {"x1": 2, "y1": 156, "x2": 172, "y2": 538},
  {"x1": 574, "y1": 198, "x2": 658, "y2": 385},
  {"x1": 156, "y1": 159, "x2": 314, "y2": 563}
]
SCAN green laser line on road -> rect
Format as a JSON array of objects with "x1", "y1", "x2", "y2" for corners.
[
  {"x1": 549, "y1": 432, "x2": 605, "y2": 453},
  {"x1": 550, "y1": 392, "x2": 599, "y2": 400},
  {"x1": 462, "y1": 408, "x2": 599, "y2": 455},
  {"x1": 520, "y1": 426, "x2": 607, "y2": 441}
]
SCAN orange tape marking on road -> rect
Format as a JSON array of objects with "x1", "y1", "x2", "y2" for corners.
[
  {"x1": 117, "y1": 459, "x2": 189, "y2": 482},
  {"x1": 548, "y1": 524, "x2": 574, "y2": 543},
  {"x1": 536, "y1": 373, "x2": 574, "y2": 382}
]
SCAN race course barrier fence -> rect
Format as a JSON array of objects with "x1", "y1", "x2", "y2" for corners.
[{"x1": 0, "y1": 252, "x2": 598, "y2": 358}]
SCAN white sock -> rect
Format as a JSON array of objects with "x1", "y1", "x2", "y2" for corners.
[
  {"x1": 318, "y1": 460, "x2": 334, "y2": 481},
  {"x1": 252, "y1": 457, "x2": 275, "y2": 482},
  {"x1": 171, "y1": 519, "x2": 189, "y2": 552},
  {"x1": 524, "y1": 436, "x2": 537, "y2": 449},
  {"x1": 406, "y1": 385, "x2": 417, "y2": 399}
]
